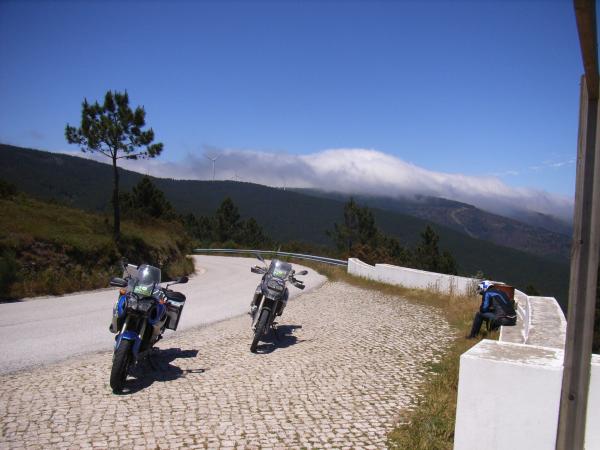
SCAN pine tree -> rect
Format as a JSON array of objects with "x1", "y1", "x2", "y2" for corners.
[
  {"x1": 329, "y1": 198, "x2": 379, "y2": 253},
  {"x1": 413, "y1": 225, "x2": 458, "y2": 275},
  {"x1": 329, "y1": 198, "x2": 410, "y2": 266},
  {"x1": 65, "y1": 90, "x2": 163, "y2": 239},
  {"x1": 128, "y1": 176, "x2": 173, "y2": 219},
  {"x1": 238, "y1": 218, "x2": 268, "y2": 247},
  {"x1": 183, "y1": 214, "x2": 213, "y2": 242},
  {"x1": 215, "y1": 197, "x2": 241, "y2": 243}
]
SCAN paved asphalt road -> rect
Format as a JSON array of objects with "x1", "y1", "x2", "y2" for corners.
[{"x1": 0, "y1": 255, "x2": 326, "y2": 374}]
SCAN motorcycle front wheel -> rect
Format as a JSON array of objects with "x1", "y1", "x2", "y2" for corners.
[
  {"x1": 250, "y1": 309, "x2": 270, "y2": 353},
  {"x1": 110, "y1": 339, "x2": 133, "y2": 393}
]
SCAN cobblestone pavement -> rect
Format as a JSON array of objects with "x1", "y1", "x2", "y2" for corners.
[{"x1": 0, "y1": 281, "x2": 453, "y2": 449}]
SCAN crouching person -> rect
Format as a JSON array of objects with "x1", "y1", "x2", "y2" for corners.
[{"x1": 467, "y1": 280, "x2": 517, "y2": 339}]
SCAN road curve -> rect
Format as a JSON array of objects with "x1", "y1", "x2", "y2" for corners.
[
  {"x1": 0, "y1": 281, "x2": 454, "y2": 449},
  {"x1": 0, "y1": 255, "x2": 326, "y2": 374}
]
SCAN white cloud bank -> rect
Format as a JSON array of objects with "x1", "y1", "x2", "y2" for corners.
[{"x1": 70, "y1": 147, "x2": 575, "y2": 222}]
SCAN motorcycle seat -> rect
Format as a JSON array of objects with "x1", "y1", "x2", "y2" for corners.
[{"x1": 165, "y1": 290, "x2": 186, "y2": 303}]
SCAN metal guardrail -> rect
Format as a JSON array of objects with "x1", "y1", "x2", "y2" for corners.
[{"x1": 193, "y1": 248, "x2": 348, "y2": 267}]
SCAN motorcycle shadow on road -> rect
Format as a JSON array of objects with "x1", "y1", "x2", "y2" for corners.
[
  {"x1": 116, "y1": 348, "x2": 205, "y2": 395},
  {"x1": 254, "y1": 324, "x2": 304, "y2": 354}
]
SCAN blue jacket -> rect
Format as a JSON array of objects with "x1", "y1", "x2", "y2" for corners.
[{"x1": 480, "y1": 289, "x2": 516, "y2": 318}]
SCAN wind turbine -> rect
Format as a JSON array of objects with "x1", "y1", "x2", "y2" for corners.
[{"x1": 204, "y1": 154, "x2": 219, "y2": 181}]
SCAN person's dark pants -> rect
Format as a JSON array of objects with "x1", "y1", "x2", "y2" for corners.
[{"x1": 468, "y1": 312, "x2": 497, "y2": 338}]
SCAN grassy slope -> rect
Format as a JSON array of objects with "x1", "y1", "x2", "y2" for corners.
[
  {"x1": 0, "y1": 195, "x2": 193, "y2": 299},
  {"x1": 0, "y1": 144, "x2": 570, "y2": 305}
]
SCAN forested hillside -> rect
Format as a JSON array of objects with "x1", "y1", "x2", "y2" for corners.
[
  {"x1": 1, "y1": 144, "x2": 570, "y2": 306},
  {"x1": 294, "y1": 190, "x2": 571, "y2": 261}
]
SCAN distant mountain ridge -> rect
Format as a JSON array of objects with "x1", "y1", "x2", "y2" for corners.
[
  {"x1": 293, "y1": 189, "x2": 572, "y2": 261},
  {"x1": 0, "y1": 144, "x2": 570, "y2": 305}
]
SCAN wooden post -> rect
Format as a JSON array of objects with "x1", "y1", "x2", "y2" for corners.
[
  {"x1": 555, "y1": 74, "x2": 600, "y2": 448},
  {"x1": 556, "y1": 2, "x2": 600, "y2": 448}
]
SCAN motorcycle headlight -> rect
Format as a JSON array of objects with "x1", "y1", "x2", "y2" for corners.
[
  {"x1": 137, "y1": 300, "x2": 154, "y2": 313},
  {"x1": 126, "y1": 295, "x2": 138, "y2": 310},
  {"x1": 267, "y1": 279, "x2": 284, "y2": 293}
]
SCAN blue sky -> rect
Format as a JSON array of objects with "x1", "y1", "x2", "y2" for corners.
[{"x1": 0, "y1": 0, "x2": 582, "y2": 211}]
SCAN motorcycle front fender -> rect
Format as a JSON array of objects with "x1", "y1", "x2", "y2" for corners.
[
  {"x1": 115, "y1": 330, "x2": 142, "y2": 357},
  {"x1": 110, "y1": 295, "x2": 128, "y2": 334}
]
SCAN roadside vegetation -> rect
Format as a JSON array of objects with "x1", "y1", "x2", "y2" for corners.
[
  {"x1": 0, "y1": 179, "x2": 193, "y2": 299},
  {"x1": 190, "y1": 196, "x2": 460, "y2": 277},
  {"x1": 183, "y1": 196, "x2": 271, "y2": 250},
  {"x1": 328, "y1": 198, "x2": 458, "y2": 274},
  {"x1": 0, "y1": 174, "x2": 276, "y2": 300},
  {"x1": 290, "y1": 260, "x2": 490, "y2": 449}
]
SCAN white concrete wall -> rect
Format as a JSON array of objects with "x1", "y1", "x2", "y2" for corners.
[
  {"x1": 347, "y1": 257, "x2": 597, "y2": 449},
  {"x1": 587, "y1": 359, "x2": 600, "y2": 447},
  {"x1": 455, "y1": 341, "x2": 564, "y2": 450},
  {"x1": 347, "y1": 258, "x2": 476, "y2": 296},
  {"x1": 523, "y1": 296, "x2": 567, "y2": 350},
  {"x1": 456, "y1": 293, "x2": 593, "y2": 450},
  {"x1": 515, "y1": 289, "x2": 530, "y2": 340},
  {"x1": 347, "y1": 258, "x2": 377, "y2": 280},
  {"x1": 455, "y1": 340, "x2": 600, "y2": 450}
]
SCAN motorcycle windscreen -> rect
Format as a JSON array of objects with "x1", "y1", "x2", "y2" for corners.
[
  {"x1": 269, "y1": 260, "x2": 292, "y2": 279},
  {"x1": 132, "y1": 265, "x2": 161, "y2": 296}
]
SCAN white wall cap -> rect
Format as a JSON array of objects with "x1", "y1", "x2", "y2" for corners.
[
  {"x1": 348, "y1": 258, "x2": 375, "y2": 269},
  {"x1": 462, "y1": 340, "x2": 565, "y2": 369},
  {"x1": 375, "y1": 263, "x2": 476, "y2": 281}
]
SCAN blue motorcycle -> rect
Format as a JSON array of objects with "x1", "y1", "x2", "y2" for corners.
[{"x1": 109, "y1": 262, "x2": 188, "y2": 392}]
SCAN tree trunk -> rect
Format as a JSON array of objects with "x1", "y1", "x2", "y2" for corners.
[{"x1": 112, "y1": 156, "x2": 120, "y2": 240}]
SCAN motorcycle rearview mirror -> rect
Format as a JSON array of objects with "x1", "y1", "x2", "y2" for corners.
[
  {"x1": 110, "y1": 277, "x2": 128, "y2": 288},
  {"x1": 166, "y1": 276, "x2": 188, "y2": 288},
  {"x1": 298, "y1": 270, "x2": 308, "y2": 276},
  {"x1": 294, "y1": 281, "x2": 305, "y2": 290}
]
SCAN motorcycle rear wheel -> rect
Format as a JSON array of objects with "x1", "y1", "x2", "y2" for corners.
[
  {"x1": 250, "y1": 309, "x2": 269, "y2": 353},
  {"x1": 110, "y1": 339, "x2": 133, "y2": 393}
]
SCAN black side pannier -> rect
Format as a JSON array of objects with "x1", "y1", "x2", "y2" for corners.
[{"x1": 165, "y1": 290, "x2": 186, "y2": 331}]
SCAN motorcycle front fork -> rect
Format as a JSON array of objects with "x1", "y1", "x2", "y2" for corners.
[
  {"x1": 251, "y1": 296, "x2": 267, "y2": 330},
  {"x1": 116, "y1": 317, "x2": 149, "y2": 359}
]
